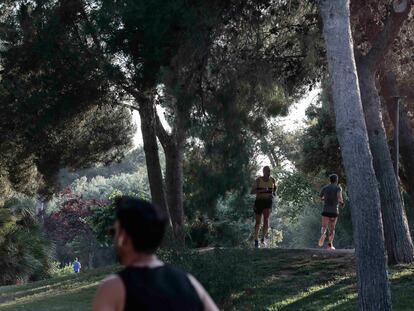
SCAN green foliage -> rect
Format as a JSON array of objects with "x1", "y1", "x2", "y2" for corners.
[
  {"x1": 50, "y1": 262, "x2": 73, "y2": 278},
  {"x1": 183, "y1": 141, "x2": 255, "y2": 218},
  {"x1": 0, "y1": 1, "x2": 135, "y2": 198},
  {"x1": 88, "y1": 190, "x2": 150, "y2": 246},
  {"x1": 299, "y1": 87, "x2": 345, "y2": 179},
  {"x1": 277, "y1": 170, "x2": 317, "y2": 222},
  {"x1": 58, "y1": 147, "x2": 149, "y2": 188},
  {"x1": 0, "y1": 194, "x2": 52, "y2": 285},
  {"x1": 186, "y1": 216, "x2": 252, "y2": 248},
  {"x1": 88, "y1": 201, "x2": 116, "y2": 246}
]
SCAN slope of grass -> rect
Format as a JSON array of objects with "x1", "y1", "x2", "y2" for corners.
[{"x1": 0, "y1": 248, "x2": 413, "y2": 310}]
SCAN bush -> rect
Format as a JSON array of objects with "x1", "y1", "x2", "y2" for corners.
[
  {"x1": 50, "y1": 261, "x2": 73, "y2": 277},
  {"x1": 0, "y1": 194, "x2": 52, "y2": 285}
]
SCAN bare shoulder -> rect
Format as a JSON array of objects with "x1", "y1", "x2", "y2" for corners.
[
  {"x1": 100, "y1": 274, "x2": 124, "y2": 290},
  {"x1": 188, "y1": 274, "x2": 219, "y2": 311},
  {"x1": 93, "y1": 274, "x2": 125, "y2": 311}
]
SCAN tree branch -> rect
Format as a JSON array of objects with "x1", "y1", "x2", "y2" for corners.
[
  {"x1": 118, "y1": 102, "x2": 139, "y2": 111},
  {"x1": 365, "y1": 0, "x2": 412, "y2": 69}
]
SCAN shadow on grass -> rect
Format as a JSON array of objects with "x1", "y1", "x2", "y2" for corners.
[
  {"x1": 216, "y1": 249, "x2": 357, "y2": 311},
  {"x1": 0, "y1": 281, "x2": 98, "y2": 311},
  {"x1": 391, "y1": 269, "x2": 414, "y2": 311},
  {"x1": 224, "y1": 271, "x2": 357, "y2": 311},
  {"x1": 2, "y1": 249, "x2": 412, "y2": 311}
]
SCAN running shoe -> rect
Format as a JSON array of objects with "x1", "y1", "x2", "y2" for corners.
[
  {"x1": 327, "y1": 245, "x2": 336, "y2": 250},
  {"x1": 318, "y1": 233, "x2": 326, "y2": 247}
]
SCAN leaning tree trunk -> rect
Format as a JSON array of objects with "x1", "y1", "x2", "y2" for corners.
[
  {"x1": 318, "y1": 1, "x2": 391, "y2": 310},
  {"x1": 380, "y1": 70, "x2": 414, "y2": 212},
  {"x1": 358, "y1": 62, "x2": 414, "y2": 264},
  {"x1": 138, "y1": 96, "x2": 170, "y2": 221}
]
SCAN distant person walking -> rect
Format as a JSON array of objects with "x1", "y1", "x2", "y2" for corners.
[
  {"x1": 318, "y1": 174, "x2": 344, "y2": 250},
  {"x1": 93, "y1": 196, "x2": 218, "y2": 311},
  {"x1": 73, "y1": 258, "x2": 81, "y2": 274},
  {"x1": 251, "y1": 166, "x2": 277, "y2": 248}
]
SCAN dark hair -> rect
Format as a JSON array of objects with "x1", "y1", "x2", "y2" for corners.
[
  {"x1": 115, "y1": 196, "x2": 168, "y2": 254},
  {"x1": 329, "y1": 174, "x2": 338, "y2": 183}
]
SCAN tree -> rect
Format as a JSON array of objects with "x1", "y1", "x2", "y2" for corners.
[
  {"x1": 379, "y1": 70, "x2": 414, "y2": 212},
  {"x1": 376, "y1": 12, "x2": 414, "y2": 213},
  {"x1": 318, "y1": 0, "x2": 391, "y2": 309},
  {"x1": 350, "y1": 0, "x2": 414, "y2": 264},
  {"x1": 0, "y1": 1, "x2": 135, "y2": 199},
  {"x1": 58, "y1": 146, "x2": 149, "y2": 187},
  {"x1": 44, "y1": 189, "x2": 106, "y2": 268},
  {"x1": 300, "y1": 86, "x2": 344, "y2": 178}
]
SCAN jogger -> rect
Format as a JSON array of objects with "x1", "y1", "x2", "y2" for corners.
[{"x1": 318, "y1": 174, "x2": 343, "y2": 249}]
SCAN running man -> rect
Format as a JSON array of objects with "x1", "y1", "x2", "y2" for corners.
[
  {"x1": 318, "y1": 174, "x2": 344, "y2": 250},
  {"x1": 251, "y1": 166, "x2": 277, "y2": 248},
  {"x1": 93, "y1": 196, "x2": 218, "y2": 311}
]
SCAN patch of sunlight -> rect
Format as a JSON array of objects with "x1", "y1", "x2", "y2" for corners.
[
  {"x1": 0, "y1": 281, "x2": 99, "y2": 308},
  {"x1": 230, "y1": 292, "x2": 244, "y2": 300},
  {"x1": 390, "y1": 269, "x2": 414, "y2": 281},
  {"x1": 266, "y1": 276, "x2": 351, "y2": 311},
  {"x1": 321, "y1": 292, "x2": 357, "y2": 310}
]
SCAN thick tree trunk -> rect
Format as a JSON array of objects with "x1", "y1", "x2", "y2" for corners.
[
  {"x1": 358, "y1": 62, "x2": 414, "y2": 264},
  {"x1": 319, "y1": 1, "x2": 391, "y2": 310},
  {"x1": 138, "y1": 96, "x2": 170, "y2": 220},
  {"x1": 154, "y1": 108, "x2": 186, "y2": 240},
  {"x1": 380, "y1": 70, "x2": 414, "y2": 211},
  {"x1": 164, "y1": 140, "x2": 185, "y2": 239}
]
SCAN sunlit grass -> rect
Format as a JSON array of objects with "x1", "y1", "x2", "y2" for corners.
[{"x1": 266, "y1": 276, "x2": 351, "y2": 310}]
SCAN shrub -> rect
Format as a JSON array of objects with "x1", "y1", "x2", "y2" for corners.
[
  {"x1": 0, "y1": 194, "x2": 52, "y2": 285},
  {"x1": 50, "y1": 261, "x2": 73, "y2": 277}
]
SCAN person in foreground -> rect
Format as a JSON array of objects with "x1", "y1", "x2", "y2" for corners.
[
  {"x1": 318, "y1": 174, "x2": 344, "y2": 250},
  {"x1": 93, "y1": 196, "x2": 218, "y2": 311},
  {"x1": 251, "y1": 166, "x2": 277, "y2": 248}
]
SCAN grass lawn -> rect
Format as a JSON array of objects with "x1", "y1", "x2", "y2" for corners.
[{"x1": 0, "y1": 248, "x2": 413, "y2": 310}]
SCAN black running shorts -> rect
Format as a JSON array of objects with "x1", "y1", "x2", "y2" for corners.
[
  {"x1": 254, "y1": 199, "x2": 272, "y2": 215},
  {"x1": 321, "y1": 211, "x2": 338, "y2": 218}
]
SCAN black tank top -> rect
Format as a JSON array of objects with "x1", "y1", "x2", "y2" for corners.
[{"x1": 117, "y1": 265, "x2": 203, "y2": 311}]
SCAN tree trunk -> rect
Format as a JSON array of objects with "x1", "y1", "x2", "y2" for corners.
[
  {"x1": 138, "y1": 96, "x2": 170, "y2": 221},
  {"x1": 164, "y1": 140, "x2": 185, "y2": 239},
  {"x1": 154, "y1": 108, "x2": 186, "y2": 240},
  {"x1": 88, "y1": 236, "x2": 94, "y2": 269},
  {"x1": 318, "y1": 1, "x2": 391, "y2": 310},
  {"x1": 357, "y1": 62, "x2": 414, "y2": 264},
  {"x1": 380, "y1": 70, "x2": 414, "y2": 211}
]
